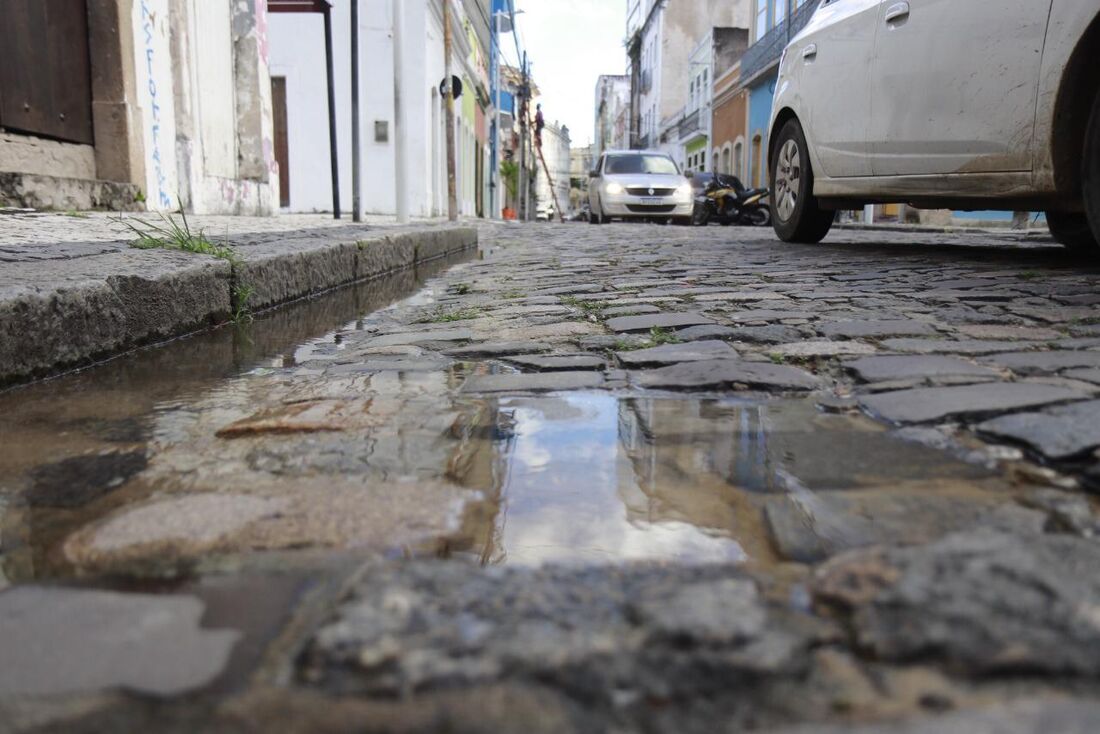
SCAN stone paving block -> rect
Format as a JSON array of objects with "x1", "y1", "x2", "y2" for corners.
[
  {"x1": 635, "y1": 358, "x2": 821, "y2": 391},
  {"x1": 0, "y1": 587, "x2": 239, "y2": 696},
  {"x1": 505, "y1": 354, "x2": 606, "y2": 371},
  {"x1": 764, "y1": 491, "x2": 1045, "y2": 564},
  {"x1": 860, "y1": 382, "x2": 1088, "y2": 424},
  {"x1": 601, "y1": 304, "x2": 661, "y2": 317},
  {"x1": 955, "y1": 324, "x2": 1062, "y2": 341},
  {"x1": 813, "y1": 531, "x2": 1100, "y2": 675},
  {"x1": 880, "y1": 338, "x2": 1045, "y2": 355},
  {"x1": 365, "y1": 328, "x2": 475, "y2": 347},
  {"x1": 461, "y1": 371, "x2": 605, "y2": 393},
  {"x1": 604, "y1": 312, "x2": 715, "y2": 333},
  {"x1": 1064, "y1": 367, "x2": 1100, "y2": 384},
  {"x1": 615, "y1": 340, "x2": 737, "y2": 367},
  {"x1": 977, "y1": 399, "x2": 1100, "y2": 460},
  {"x1": 771, "y1": 700, "x2": 1100, "y2": 734},
  {"x1": 444, "y1": 341, "x2": 551, "y2": 357},
  {"x1": 819, "y1": 320, "x2": 938, "y2": 339},
  {"x1": 772, "y1": 341, "x2": 877, "y2": 358},
  {"x1": 719, "y1": 325, "x2": 806, "y2": 344},
  {"x1": 981, "y1": 350, "x2": 1100, "y2": 376},
  {"x1": 844, "y1": 355, "x2": 1000, "y2": 383},
  {"x1": 727, "y1": 309, "x2": 815, "y2": 323}
]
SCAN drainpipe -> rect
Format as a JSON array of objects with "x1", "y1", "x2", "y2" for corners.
[
  {"x1": 393, "y1": 0, "x2": 409, "y2": 223},
  {"x1": 351, "y1": 0, "x2": 361, "y2": 222}
]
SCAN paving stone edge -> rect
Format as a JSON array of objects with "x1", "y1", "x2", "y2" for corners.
[{"x1": 0, "y1": 225, "x2": 477, "y2": 387}]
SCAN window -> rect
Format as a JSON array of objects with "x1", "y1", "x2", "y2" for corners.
[
  {"x1": 775, "y1": 0, "x2": 786, "y2": 27},
  {"x1": 604, "y1": 153, "x2": 679, "y2": 175},
  {"x1": 755, "y1": 0, "x2": 768, "y2": 40},
  {"x1": 734, "y1": 140, "x2": 744, "y2": 179}
]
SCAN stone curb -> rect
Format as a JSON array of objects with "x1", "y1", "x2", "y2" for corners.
[{"x1": 0, "y1": 225, "x2": 477, "y2": 386}]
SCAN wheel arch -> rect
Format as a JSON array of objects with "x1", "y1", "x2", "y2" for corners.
[
  {"x1": 767, "y1": 107, "x2": 800, "y2": 181},
  {"x1": 1050, "y1": 9, "x2": 1100, "y2": 198}
]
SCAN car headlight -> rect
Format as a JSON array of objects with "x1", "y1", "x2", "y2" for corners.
[
  {"x1": 605, "y1": 182, "x2": 624, "y2": 195},
  {"x1": 677, "y1": 182, "x2": 693, "y2": 197}
]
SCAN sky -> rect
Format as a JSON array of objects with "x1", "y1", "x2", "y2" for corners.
[{"x1": 508, "y1": 0, "x2": 627, "y2": 148}]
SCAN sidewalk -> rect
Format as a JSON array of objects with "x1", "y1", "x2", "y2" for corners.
[{"x1": 0, "y1": 212, "x2": 477, "y2": 386}]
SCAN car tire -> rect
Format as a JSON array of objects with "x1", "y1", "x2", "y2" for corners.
[
  {"x1": 1083, "y1": 88, "x2": 1100, "y2": 251},
  {"x1": 1046, "y1": 210, "x2": 1098, "y2": 251},
  {"x1": 674, "y1": 216, "x2": 692, "y2": 226},
  {"x1": 771, "y1": 118, "x2": 834, "y2": 244},
  {"x1": 589, "y1": 201, "x2": 603, "y2": 225}
]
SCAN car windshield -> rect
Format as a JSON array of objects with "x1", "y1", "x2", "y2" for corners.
[{"x1": 604, "y1": 154, "x2": 679, "y2": 176}]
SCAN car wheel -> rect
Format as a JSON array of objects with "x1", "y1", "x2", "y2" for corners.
[
  {"x1": 1083, "y1": 88, "x2": 1100, "y2": 251},
  {"x1": 1046, "y1": 210, "x2": 1098, "y2": 251},
  {"x1": 588, "y1": 200, "x2": 603, "y2": 225},
  {"x1": 771, "y1": 118, "x2": 834, "y2": 243}
]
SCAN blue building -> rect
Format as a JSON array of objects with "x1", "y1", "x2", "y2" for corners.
[{"x1": 738, "y1": 0, "x2": 819, "y2": 189}]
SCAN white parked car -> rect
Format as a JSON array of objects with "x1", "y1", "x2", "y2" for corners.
[
  {"x1": 587, "y1": 151, "x2": 694, "y2": 225},
  {"x1": 769, "y1": 0, "x2": 1100, "y2": 252}
]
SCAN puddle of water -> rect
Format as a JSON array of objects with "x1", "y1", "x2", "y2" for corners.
[{"x1": 442, "y1": 394, "x2": 994, "y2": 568}]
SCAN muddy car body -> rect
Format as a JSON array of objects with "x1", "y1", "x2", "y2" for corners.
[{"x1": 768, "y1": 0, "x2": 1100, "y2": 250}]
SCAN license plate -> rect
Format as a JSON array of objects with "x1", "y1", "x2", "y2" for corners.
[{"x1": 639, "y1": 197, "x2": 664, "y2": 205}]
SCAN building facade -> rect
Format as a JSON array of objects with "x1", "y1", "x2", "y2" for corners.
[
  {"x1": 0, "y1": 0, "x2": 278, "y2": 214},
  {"x1": 269, "y1": 0, "x2": 493, "y2": 218},
  {"x1": 535, "y1": 122, "x2": 570, "y2": 218},
  {"x1": 593, "y1": 75, "x2": 631, "y2": 159},
  {"x1": 737, "y1": 0, "x2": 818, "y2": 189},
  {"x1": 625, "y1": 0, "x2": 750, "y2": 156},
  {"x1": 711, "y1": 60, "x2": 748, "y2": 180}
]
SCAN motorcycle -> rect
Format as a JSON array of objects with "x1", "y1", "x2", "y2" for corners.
[{"x1": 692, "y1": 173, "x2": 771, "y2": 227}]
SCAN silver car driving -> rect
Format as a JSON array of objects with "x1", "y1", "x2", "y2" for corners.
[{"x1": 587, "y1": 151, "x2": 694, "y2": 225}]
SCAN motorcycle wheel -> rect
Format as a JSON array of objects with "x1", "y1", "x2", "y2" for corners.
[
  {"x1": 751, "y1": 208, "x2": 771, "y2": 227},
  {"x1": 692, "y1": 207, "x2": 710, "y2": 226}
]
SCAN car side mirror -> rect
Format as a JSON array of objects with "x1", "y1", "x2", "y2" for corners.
[
  {"x1": 685, "y1": 172, "x2": 692, "y2": 179},
  {"x1": 588, "y1": 170, "x2": 599, "y2": 178}
]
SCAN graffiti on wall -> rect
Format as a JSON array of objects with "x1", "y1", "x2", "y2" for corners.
[{"x1": 134, "y1": 0, "x2": 178, "y2": 211}]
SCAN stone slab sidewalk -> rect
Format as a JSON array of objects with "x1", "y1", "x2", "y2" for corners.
[{"x1": 0, "y1": 212, "x2": 476, "y2": 385}]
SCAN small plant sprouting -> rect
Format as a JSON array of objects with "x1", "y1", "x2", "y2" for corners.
[
  {"x1": 561, "y1": 296, "x2": 606, "y2": 316},
  {"x1": 500, "y1": 289, "x2": 525, "y2": 300},
  {"x1": 647, "y1": 327, "x2": 680, "y2": 346},
  {"x1": 419, "y1": 306, "x2": 483, "y2": 323},
  {"x1": 769, "y1": 353, "x2": 786, "y2": 365},
  {"x1": 1017, "y1": 271, "x2": 1039, "y2": 281},
  {"x1": 452, "y1": 283, "x2": 472, "y2": 295},
  {"x1": 121, "y1": 210, "x2": 239, "y2": 263},
  {"x1": 62, "y1": 209, "x2": 90, "y2": 219},
  {"x1": 232, "y1": 283, "x2": 256, "y2": 324}
]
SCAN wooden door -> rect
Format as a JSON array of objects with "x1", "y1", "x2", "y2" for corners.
[
  {"x1": 0, "y1": 0, "x2": 94, "y2": 144},
  {"x1": 271, "y1": 76, "x2": 290, "y2": 208}
]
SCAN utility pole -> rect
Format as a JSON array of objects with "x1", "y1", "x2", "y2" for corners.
[
  {"x1": 392, "y1": 0, "x2": 409, "y2": 223},
  {"x1": 518, "y1": 52, "x2": 528, "y2": 221},
  {"x1": 350, "y1": 0, "x2": 361, "y2": 222},
  {"x1": 442, "y1": 0, "x2": 458, "y2": 221}
]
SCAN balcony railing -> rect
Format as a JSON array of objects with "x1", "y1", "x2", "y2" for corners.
[
  {"x1": 740, "y1": 0, "x2": 821, "y2": 83},
  {"x1": 678, "y1": 109, "x2": 700, "y2": 139}
]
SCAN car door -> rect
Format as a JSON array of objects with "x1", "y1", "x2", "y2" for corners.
[
  {"x1": 588, "y1": 155, "x2": 604, "y2": 210},
  {"x1": 796, "y1": 0, "x2": 881, "y2": 178},
  {"x1": 867, "y1": 0, "x2": 1054, "y2": 176}
]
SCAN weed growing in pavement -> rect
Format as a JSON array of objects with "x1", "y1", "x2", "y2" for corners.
[
  {"x1": 1017, "y1": 271, "x2": 1039, "y2": 281},
  {"x1": 62, "y1": 210, "x2": 90, "y2": 219},
  {"x1": 561, "y1": 296, "x2": 606, "y2": 316},
  {"x1": 419, "y1": 306, "x2": 483, "y2": 323},
  {"x1": 1074, "y1": 316, "x2": 1100, "y2": 326},
  {"x1": 500, "y1": 289, "x2": 525, "y2": 299},
  {"x1": 452, "y1": 283, "x2": 473, "y2": 295},
  {"x1": 121, "y1": 210, "x2": 239, "y2": 262},
  {"x1": 232, "y1": 283, "x2": 256, "y2": 324},
  {"x1": 769, "y1": 353, "x2": 786, "y2": 365},
  {"x1": 647, "y1": 327, "x2": 680, "y2": 346}
]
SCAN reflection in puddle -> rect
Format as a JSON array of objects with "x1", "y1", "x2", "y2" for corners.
[{"x1": 453, "y1": 394, "x2": 991, "y2": 568}]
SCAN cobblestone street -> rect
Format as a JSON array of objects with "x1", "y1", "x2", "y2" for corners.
[{"x1": 3, "y1": 220, "x2": 1100, "y2": 732}]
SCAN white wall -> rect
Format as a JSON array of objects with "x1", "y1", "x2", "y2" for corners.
[
  {"x1": 132, "y1": 0, "x2": 179, "y2": 211},
  {"x1": 268, "y1": 0, "x2": 484, "y2": 217}
]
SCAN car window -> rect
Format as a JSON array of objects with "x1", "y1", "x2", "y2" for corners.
[{"x1": 604, "y1": 154, "x2": 679, "y2": 176}]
